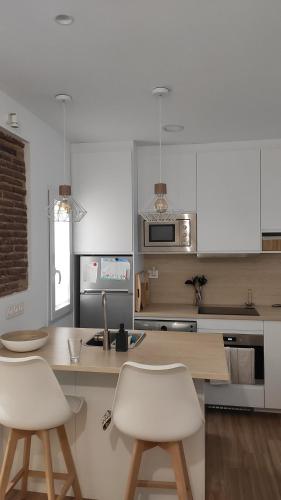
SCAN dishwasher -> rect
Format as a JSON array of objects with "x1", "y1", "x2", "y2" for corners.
[{"x1": 134, "y1": 319, "x2": 197, "y2": 332}]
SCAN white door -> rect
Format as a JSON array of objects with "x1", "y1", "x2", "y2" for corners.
[
  {"x1": 197, "y1": 149, "x2": 261, "y2": 253},
  {"x1": 261, "y1": 147, "x2": 281, "y2": 232},
  {"x1": 137, "y1": 145, "x2": 197, "y2": 213},
  {"x1": 71, "y1": 146, "x2": 133, "y2": 254}
]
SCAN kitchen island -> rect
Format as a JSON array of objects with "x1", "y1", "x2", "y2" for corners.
[{"x1": 0, "y1": 327, "x2": 228, "y2": 500}]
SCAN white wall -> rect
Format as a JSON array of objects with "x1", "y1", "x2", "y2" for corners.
[{"x1": 0, "y1": 88, "x2": 71, "y2": 333}]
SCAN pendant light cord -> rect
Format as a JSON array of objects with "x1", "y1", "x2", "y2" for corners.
[
  {"x1": 159, "y1": 95, "x2": 162, "y2": 183},
  {"x1": 63, "y1": 100, "x2": 66, "y2": 184}
]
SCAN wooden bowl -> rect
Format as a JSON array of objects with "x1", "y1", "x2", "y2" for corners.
[{"x1": 1, "y1": 330, "x2": 49, "y2": 352}]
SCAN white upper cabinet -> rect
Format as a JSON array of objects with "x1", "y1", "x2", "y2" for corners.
[
  {"x1": 261, "y1": 147, "x2": 281, "y2": 233},
  {"x1": 137, "y1": 146, "x2": 197, "y2": 213},
  {"x1": 197, "y1": 149, "x2": 261, "y2": 253},
  {"x1": 71, "y1": 143, "x2": 133, "y2": 254}
]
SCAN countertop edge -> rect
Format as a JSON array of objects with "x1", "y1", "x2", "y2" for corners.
[
  {"x1": 134, "y1": 304, "x2": 281, "y2": 322},
  {"x1": 52, "y1": 364, "x2": 228, "y2": 380}
]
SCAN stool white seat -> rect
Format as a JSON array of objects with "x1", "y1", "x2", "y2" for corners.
[
  {"x1": 112, "y1": 361, "x2": 204, "y2": 500},
  {"x1": 0, "y1": 356, "x2": 84, "y2": 500}
]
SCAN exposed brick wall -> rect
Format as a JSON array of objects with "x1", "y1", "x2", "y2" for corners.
[{"x1": 0, "y1": 129, "x2": 28, "y2": 297}]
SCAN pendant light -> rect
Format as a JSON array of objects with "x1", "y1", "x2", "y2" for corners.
[
  {"x1": 48, "y1": 94, "x2": 87, "y2": 223},
  {"x1": 139, "y1": 87, "x2": 181, "y2": 222}
]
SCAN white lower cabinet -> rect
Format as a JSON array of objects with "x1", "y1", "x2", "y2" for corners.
[
  {"x1": 264, "y1": 321, "x2": 281, "y2": 409},
  {"x1": 197, "y1": 319, "x2": 263, "y2": 334},
  {"x1": 204, "y1": 382, "x2": 264, "y2": 408}
]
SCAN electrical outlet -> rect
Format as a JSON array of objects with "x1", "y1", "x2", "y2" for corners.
[
  {"x1": 148, "y1": 267, "x2": 159, "y2": 279},
  {"x1": 6, "y1": 302, "x2": 24, "y2": 319}
]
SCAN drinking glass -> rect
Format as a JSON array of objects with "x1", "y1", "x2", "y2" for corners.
[{"x1": 68, "y1": 338, "x2": 82, "y2": 363}]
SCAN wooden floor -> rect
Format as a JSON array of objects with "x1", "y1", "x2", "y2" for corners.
[
  {"x1": 7, "y1": 410, "x2": 281, "y2": 500},
  {"x1": 206, "y1": 409, "x2": 281, "y2": 500}
]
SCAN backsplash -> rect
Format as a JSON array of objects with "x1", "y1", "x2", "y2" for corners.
[{"x1": 144, "y1": 254, "x2": 281, "y2": 306}]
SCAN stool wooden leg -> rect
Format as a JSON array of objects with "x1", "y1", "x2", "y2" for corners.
[
  {"x1": 124, "y1": 439, "x2": 146, "y2": 500},
  {"x1": 179, "y1": 441, "x2": 193, "y2": 498},
  {"x1": 38, "y1": 430, "x2": 56, "y2": 500},
  {"x1": 21, "y1": 434, "x2": 31, "y2": 499},
  {"x1": 0, "y1": 429, "x2": 19, "y2": 499},
  {"x1": 57, "y1": 425, "x2": 82, "y2": 500},
  {"x1": 165, "y1": 441, "x2": 193, "y2": 500}
]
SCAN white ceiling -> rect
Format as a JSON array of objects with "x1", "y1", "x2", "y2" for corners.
[{"x1": 1, "y1": 0, "x2": 281, "y2": 144}]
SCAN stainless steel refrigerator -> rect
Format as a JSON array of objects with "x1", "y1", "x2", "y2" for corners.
[{"x1": 79, "y1": 256, "x2": 133, "y2": 329}]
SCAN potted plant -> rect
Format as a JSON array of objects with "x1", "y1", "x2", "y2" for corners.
[{"x1": 185, "y1": 275, "x2": 208, "y2": 306}]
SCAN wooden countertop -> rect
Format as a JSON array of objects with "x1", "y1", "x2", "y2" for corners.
[
  {"x1": 134, "y1": 303, "x2": 281, "y2": 321},
  {"x1": 0, "y1": 327, "x2": 229, "y2": 381}
]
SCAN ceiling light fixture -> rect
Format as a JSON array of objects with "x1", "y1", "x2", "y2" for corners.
[
  {"x1": 54, "y1": 14, "x2": 74, "y2": 25},
  {"x1": 47, "y1": 94, "x2": 87, "y2": 223},
  {"x1": 7, "y1": 113, "x2": 19, "y2": 129},
  {"x1": 163, "y1": 124, "x2": 184, "y2": 133},
  {"x1": 139, "y1": 87, "x2": 182, "y2": 223}
]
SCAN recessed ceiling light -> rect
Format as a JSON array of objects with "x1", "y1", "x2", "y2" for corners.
[
  {"x1": 55, "y1": 14, "x2": 74, "y2": 26},
  {"x1": 163, "y1": 124, "x2": 185, "y2": 133}
]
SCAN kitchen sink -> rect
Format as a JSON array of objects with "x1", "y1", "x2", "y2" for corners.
[
  {"x1": 198, "y1": 306, "x2": 260, "y2": 316},
  {"x1": 84, "y1": 330, "x2": 146, "y2": 349}
]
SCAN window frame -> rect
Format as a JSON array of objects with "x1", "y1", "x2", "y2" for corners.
[{"x1": 49, "y1": 188, "x2": 73, "y2": 322}]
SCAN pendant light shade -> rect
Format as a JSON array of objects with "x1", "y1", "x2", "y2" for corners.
[
  {"x1": 139, "y1": 87, "x2": 182, "y2": 223},
  {"x1": 48, "y1": 185, "x2": 87, "y2": 222},
  {"x1": 48, "y1": 94, "x2": 87, "y2": 223}
]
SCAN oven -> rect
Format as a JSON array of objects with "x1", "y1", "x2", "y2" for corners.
[
  {"x1": 199, "y1": 324, "x2": 265, "y2": 408},
  {"x1": 223, "y1": 333, "x2": 264, "y2": 382}
]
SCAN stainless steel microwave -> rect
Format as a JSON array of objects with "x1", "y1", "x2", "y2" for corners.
[{"x1": 140, "y1": 213, "x2": 197, "y2": 253}]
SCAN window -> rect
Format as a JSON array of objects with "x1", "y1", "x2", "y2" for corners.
[{"x1": 49, "y1": 192, "x2": 72, "y2": 321}]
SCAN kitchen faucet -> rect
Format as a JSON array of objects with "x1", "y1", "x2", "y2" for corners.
[{"x1": 101, "y1": 291, "x2": 110, "y2": 351}]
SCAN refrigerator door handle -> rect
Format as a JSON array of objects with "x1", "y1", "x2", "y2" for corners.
[{"x1": 81, "y1": 289, "x2": 130, "y2": 295}]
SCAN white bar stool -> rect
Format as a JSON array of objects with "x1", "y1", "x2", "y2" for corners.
[
  {"x1": 0, "y1": 356, "x2": 84, "y2": 500},
  {"x1": 112, "y1": 361, "x2": 204, "y2": 500}
]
